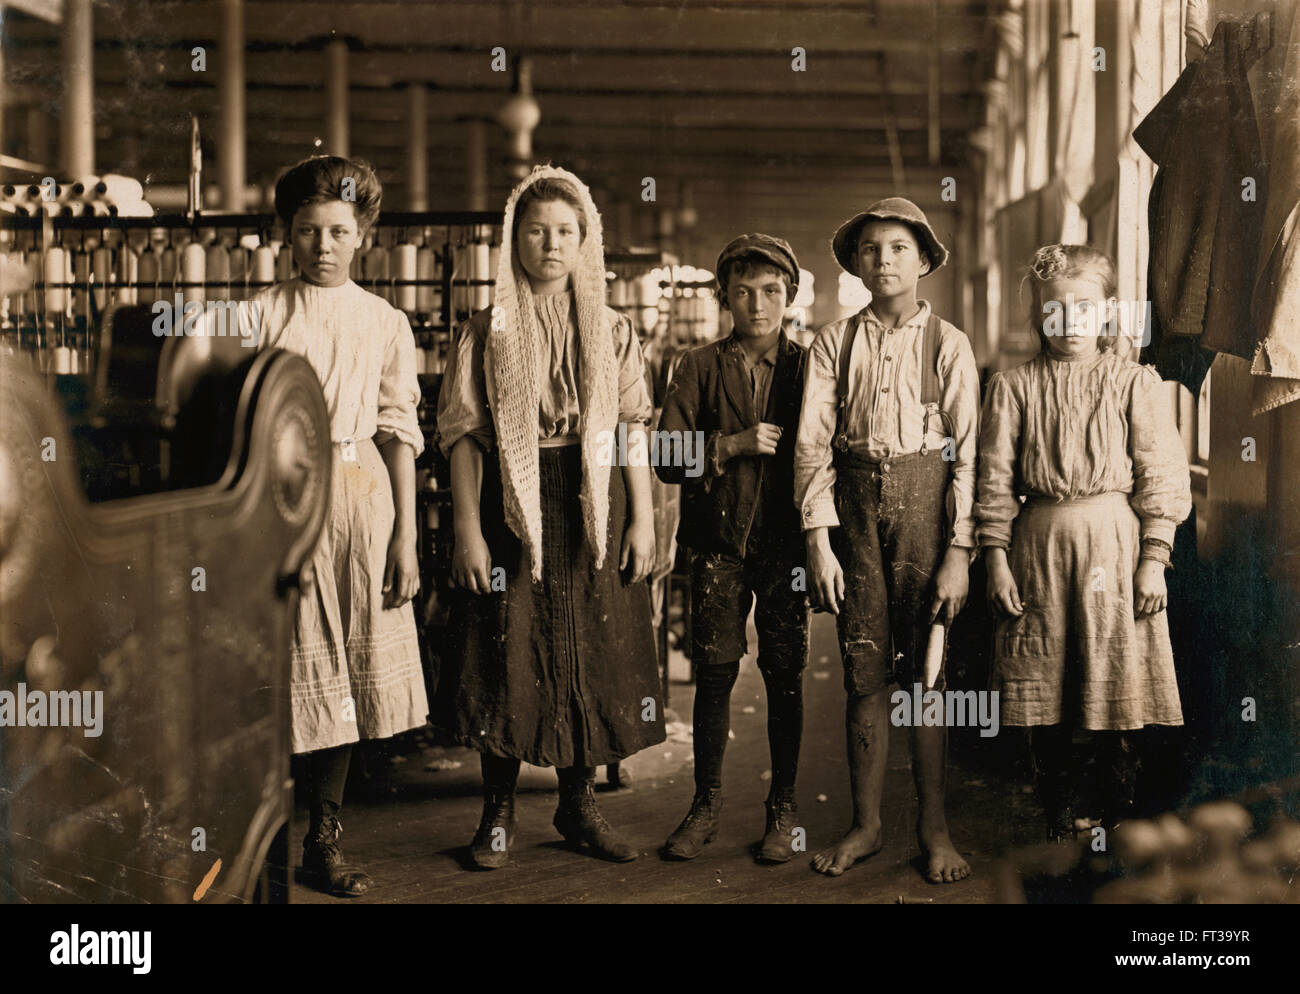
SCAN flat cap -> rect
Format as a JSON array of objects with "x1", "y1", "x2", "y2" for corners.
[{"x1": 715, "y1": 232, "x2": 800, "y2": 292}]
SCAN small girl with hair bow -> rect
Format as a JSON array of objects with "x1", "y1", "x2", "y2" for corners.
[{"x1": 974, "y1": 244, "x2": 1192, "y2": 840}]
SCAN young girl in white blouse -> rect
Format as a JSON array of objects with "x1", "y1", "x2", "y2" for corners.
[
  {"x1": 241, "y1": 156, "x2": 428, "y2": 896},
  {"x1": 975, "y1": 244, "x2": 1192, "y2": 840}
]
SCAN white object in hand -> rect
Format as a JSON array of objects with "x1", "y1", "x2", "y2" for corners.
[{"x1": 924, "y1": 622, "x2": 946, "y2": 690}]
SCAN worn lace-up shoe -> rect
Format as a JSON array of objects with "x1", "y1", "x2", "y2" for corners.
[
  {"x1": 662, "y1": 787, "x2": 723, "y2": 860},
  {"x1": 758, "y1": 796, "x2": 800, "y2": 863},
  {"x1": 554, "y1": 774, "x2": 639, "y2": 862},
  {"x1": 469, "y1": 789, "x2": 517, "y2": 870},
  {"x1": 303, "y1": 815, "x2": 372, "y2": 897}
]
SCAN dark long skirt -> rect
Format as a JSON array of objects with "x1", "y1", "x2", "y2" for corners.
[{"x1": 433, "y1": 444, "x2": 666, "y2": 768}]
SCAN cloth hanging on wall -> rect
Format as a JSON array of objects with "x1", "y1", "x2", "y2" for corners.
[
  {"x1": 1081, "y1": 172, "x2": 1117, "y2": 263},
  {"x1": 1134, "y1": 19, "x2": 1267, "y2": 393},
  {"x1": 996, "y1": 187, "x2": 1044, "y2": 365},
  {"x1": 1251, "y1": 1, "x2": 1300, "y2": 415}
]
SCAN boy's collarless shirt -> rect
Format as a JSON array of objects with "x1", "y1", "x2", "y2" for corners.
[
  {"x1": 793, "y1": 300, "x2": 980, "y2": 547},
  {"x1": 742, "y1": 338, "x2": 780, "y2": 421}
]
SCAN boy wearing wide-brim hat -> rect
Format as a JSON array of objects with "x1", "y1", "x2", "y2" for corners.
[
  {"x1": 793, "y1": 198, "x2": 980, "y2": 883},
  {"x1": 656, "y1": 234, "x2": 810, "y2": 864}
]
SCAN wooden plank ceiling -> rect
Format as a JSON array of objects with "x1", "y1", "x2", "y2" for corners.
[{"x1": 3, "y1": 0, "x2": 999, "y2": 213}]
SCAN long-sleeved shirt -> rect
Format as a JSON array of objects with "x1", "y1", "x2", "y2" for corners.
[
  {"x1": 237, "y1": 277, "x2": 424, "y2": 454},
  {"x1": 437, "y1": 292, "x2": 653, "y2": 456},
  {"x1": 974, "y1": 350, "x2": 1192, "y2": 554},
  {"x1": 793, "y1": 301, "x2": 980, "y2": 547}
]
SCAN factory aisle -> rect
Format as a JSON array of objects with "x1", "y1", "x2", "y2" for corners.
[{"x1": 292, "y1": 611, "x2": 1047, "y2": 904}]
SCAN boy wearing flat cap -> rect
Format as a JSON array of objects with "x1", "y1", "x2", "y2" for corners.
[
  {"x1": 794, "y1": 198, "x2": 979, "y2": 883},
  {"x1": 656, "y1": 234, "x2": 810, "y2": 864}
]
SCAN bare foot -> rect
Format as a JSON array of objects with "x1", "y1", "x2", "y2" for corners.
[
  {"x1": 810, "y1": 824, "x2": 883, "y2": 876},
  {"x1": 919, "y1": 826, "x2": 970, "y2": 884}
]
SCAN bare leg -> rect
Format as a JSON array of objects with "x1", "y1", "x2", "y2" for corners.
[
  {"x1": 811, "y1": 690, "x2": 887, "y2": 875},
  {"x1": 911, "y1": 722, "x2": 970, "y2": 883}
]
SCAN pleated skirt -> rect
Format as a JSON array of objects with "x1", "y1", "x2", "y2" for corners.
[
  {"x1": 290, "y1": 438, "x2": 429, "y2": 754},
  {"x1": 993, "y1": 492, "x2": 1183, "y2": 730}
]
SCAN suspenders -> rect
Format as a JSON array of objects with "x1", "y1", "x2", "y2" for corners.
[{"x1": 832, "y1": 310, "x2": 946, "y2": 454}]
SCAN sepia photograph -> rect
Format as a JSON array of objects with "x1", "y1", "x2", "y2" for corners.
[{"x1": 0, "y1": 0, "x2": 1297, "y2": 966}]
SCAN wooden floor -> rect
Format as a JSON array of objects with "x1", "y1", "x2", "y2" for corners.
[{"x1": 292, "y1": 614, "x2": 1048, "y2": 904}]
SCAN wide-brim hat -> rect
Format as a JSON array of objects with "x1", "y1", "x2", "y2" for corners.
[
  {"x1": 714, "y1": 232, "x2": 800, "y2": 294},
  {"x1": 831, "y1": 197, "x2": 948, "y2": 276}
]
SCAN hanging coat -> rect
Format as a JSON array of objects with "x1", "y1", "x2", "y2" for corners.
[
  {"x1": 1251, "y1": 2, "x2": 1300, "y2": 414},
  {"x1": 1134, "y1": 19, "x2": 1267, "y2": 393}
]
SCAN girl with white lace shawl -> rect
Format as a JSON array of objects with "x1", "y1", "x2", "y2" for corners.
[{"x1": 436, "y1": 166, "x2": 666, "y2": 868}]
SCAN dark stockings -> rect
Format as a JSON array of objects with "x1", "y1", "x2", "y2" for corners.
[
  {"x1": 304, "y1": 743, "x2": 353, "y2": 826},
  {"x1": 692, "y1": 661, "x2": 739, "y2": 791},
  {"x1": 1100, "y1": 731, "x2": 1140, "y2": 828},
  {"x1": 692, "y1": 660, "x2": 802, "y2": 802},
  {"x1": 759, "y1": 662, "x2": 803, "y2": 802},
  {"x1": 1028, "y1": 725, "x2": 1141, "y2": 839},
  {"x1": 481, "y1": 753, "x2": 522, "y2": 798},
  {"x1": 1027, "y1": 724, "x2": 1074, "y2": 840}
]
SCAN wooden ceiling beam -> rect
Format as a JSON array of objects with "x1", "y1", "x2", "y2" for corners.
[
  {"x1": 4, "y1": 44, "x2": 983, "y2": 96},
  {"x1": 18, "y1": 0, "x2": 993, "y2": 55},
  {"x1": 12, "y1": 84, "x2": 981, "y2": 134},
  {"x1": 183, "y1": 123, "x2": 972, "y2": 155}
]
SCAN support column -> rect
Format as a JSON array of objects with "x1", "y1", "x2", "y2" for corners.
[
  {"x1": 61, "y1": 0, "x2": 94, "y2": 179},
  {"x1": 466, "y1": 119, "x2": 487, "y2": 211},
  {"x1": 27, "y1": 108, "x2": 50, "y2": 169},
  {"x1": 406, "y1": 84, "x2": 428, "y2": 211},
  {"x1": 219, "y1": 0, "x2": 246, "y2": 210},
  {"x1": 326, "y1": 38, "x2": 349, "y2": 157}
]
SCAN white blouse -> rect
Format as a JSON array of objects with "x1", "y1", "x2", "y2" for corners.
[{"x1": 237, "y1": 278, "x2": 424, "y2": 455}]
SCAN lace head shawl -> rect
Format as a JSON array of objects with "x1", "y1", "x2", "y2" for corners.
[{"x1": 485, "y1": 165, "x2": 618, "y2": 582}]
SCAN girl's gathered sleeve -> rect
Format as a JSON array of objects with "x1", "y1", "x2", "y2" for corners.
[
  {"x1": 613, "y1": 311, "x2": 654, "y2": 427},
  {"x1": 374, "y1": 310, "x2": 425, "y2": 455},
  {"x1": 436, "y1": 316, "x2": 495, "y2": 459},
  {"x1": 975, "y1": 371, "x2": 1023, "y2": 550},
  {"x1": 1127, "y1": 366, "x2": 1192, "y2": 559}
]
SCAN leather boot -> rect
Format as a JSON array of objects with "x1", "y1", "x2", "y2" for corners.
[
  {"x1": 554, "y1": 768, "x2": 639, "y2": 862},
  {"x1": 757, "y1": 791, "x2": 799, "y2": 863},
  {"x1": 302, "y1": 814, "x2": 371, "y2": 897},
  {"x1": 663, "y1": 787, "x2": 723, "y2": 860},
  {"x1": 469, "y1": 787, "x2": 517, "y2": 870}
]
